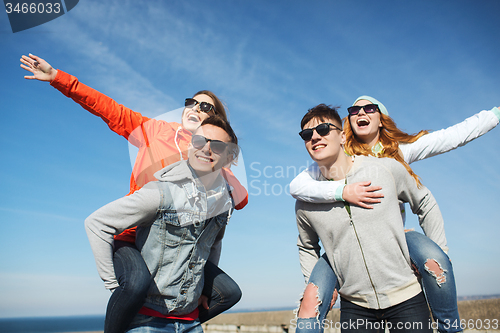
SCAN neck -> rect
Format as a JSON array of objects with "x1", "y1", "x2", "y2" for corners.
[
  {"x1": 194, "y1": 169, "x2": 220, "y2": 189},
  {"x1": 360, "y1": 131, "x2": 380, "y2": 148},
  {"x1": 317, "y1": 151, "x2": 353, "y2": 181}
]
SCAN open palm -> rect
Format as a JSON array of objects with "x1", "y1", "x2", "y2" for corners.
[{"x1": 20, "y1": 54, "x2": 57, "y2": 82}]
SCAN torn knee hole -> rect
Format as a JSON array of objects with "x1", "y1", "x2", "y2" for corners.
[
  {"x1": 424, "y1": 259, "x2": 447, "y2": 287},
  {"x1": 298, "y1": 283, "x2": 321, "y2": 319}
]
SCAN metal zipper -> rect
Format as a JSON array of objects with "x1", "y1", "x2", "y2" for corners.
[{"x1": 344, "y1": 200, "x2": 381, "y2": 308}]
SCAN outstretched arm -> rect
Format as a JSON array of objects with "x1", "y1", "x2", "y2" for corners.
[
  {"x1": 290, "y1": 162, "x2": 383, "y2": 208},
  {"x1": 20, "y1": 53, "x2": 154, "y2": 144},
  {"x1": 401, "y1": 107, "x2": 500, "y2": 165},
  {"x1": 20, "y1": 53, "x2": 57, "y2": 82}
]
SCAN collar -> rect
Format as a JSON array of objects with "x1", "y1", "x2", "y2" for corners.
[{"x1": 371, "y1": 141, "x2": 384, "y2": 157}]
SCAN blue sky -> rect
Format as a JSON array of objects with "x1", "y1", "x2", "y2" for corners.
[{"x1": 1, "y1": 0, "x2": 499, "y2": 318}]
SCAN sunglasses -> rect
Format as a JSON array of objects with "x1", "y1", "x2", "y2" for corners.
[
  {"x1": 191, "y1": 135, "x2": 228, "y2": 155},
  {"x1": 299, "y1": 123, "x2": 342, "y2": 141},
  {"x1": 185, "y1": 98, "x2": 215, "y2": 113},
  {"x1": 347, "y1": 104, "x2": 380, "y2": 116}
]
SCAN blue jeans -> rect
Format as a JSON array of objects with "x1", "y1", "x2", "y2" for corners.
[
  {"x1": 295, "y1": 253, "x2": 337, "y2": 333},
  {"x1": 126, "y1": 315, "x2": 202, "y2": 333},
  {"x1": 105, "y1": 241, "x2": 241, "y2": 333},
  {"x1": 296, "y1": 232, "x2": 461, "y2": 333},
  {"x1": 406, "y1": 231, "x2": 461, "y2": 333},
  {"x1": 340, "y1": 292, "x2": 431, "y2": 332}
]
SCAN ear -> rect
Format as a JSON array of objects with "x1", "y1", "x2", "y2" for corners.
[
  {"x1": 340, "y1": 130, "x2": 346, "y2": 145},
  {"x1": 224, "y1": 151, "x2": 235, "y2": 167}
]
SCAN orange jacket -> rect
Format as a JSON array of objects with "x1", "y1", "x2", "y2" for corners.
[{"x1": 51, "y1": 70, "x2": 248, "y2": 242}]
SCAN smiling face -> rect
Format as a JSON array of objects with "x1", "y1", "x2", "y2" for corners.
[
  {"x1": 303, "y1": 117, "x2": 345, "y2": 168},
  {"x1": 188, "y1": 124, "x2": 232, "y2": 176},
  {"x1": 349, "y1": 99, "x2": 383, "y2": 147},
  {"x1": 181, "y1": 94, "x2": 215, "y2": 133}
]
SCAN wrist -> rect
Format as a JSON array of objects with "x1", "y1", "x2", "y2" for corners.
[
  {"x1": 49, "y1": 69, "x2": 58, "y2": 82},
  {"x1": 337, "y1": 184, "x2": 346, "y2": 202}
]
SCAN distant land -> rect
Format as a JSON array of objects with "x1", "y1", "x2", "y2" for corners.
[
  {"x1": 228, "y1": 294, "x2": 500, "y2": 314},
  {"x1": 458, "y1": 294, "x2": 500, "y2": 301}
]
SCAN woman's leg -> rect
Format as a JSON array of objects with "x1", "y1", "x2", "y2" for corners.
[
  {"x1": 198, "y1": 261, "x2": 242, "y2": 323},
  {"x1": 105, "y1": 241, "x2": 152, "y2": 333},
  {"x1": 405, "y1": 231, "x2": 462, "y2": 333},
  {"x1": 296, "y1": 253, "x2": 338, "y2": 333}
]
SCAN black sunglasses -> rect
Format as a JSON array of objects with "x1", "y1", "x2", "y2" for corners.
[
  {"x1": 347, "y1": 104, "x2": 379, "y2": 116},
  {"x1": 191, "y1": 135, "x2": 228, "y2": 155},
  {"x1": 299, "y1": 123, "x2": 342, "y2": 141},
  {"x1": 185, "y1": 98, "x2": 215, "y2": 113}
]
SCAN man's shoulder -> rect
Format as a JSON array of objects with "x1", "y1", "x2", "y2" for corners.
[{"x1": 355, "y1": 155, "x2": 404, "y2": 172}]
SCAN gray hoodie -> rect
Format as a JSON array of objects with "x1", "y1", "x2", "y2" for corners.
[{"x1": 296, "y1": 155, "x2": 446, "y2": 309}]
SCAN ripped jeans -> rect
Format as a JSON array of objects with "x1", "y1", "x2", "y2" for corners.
[{"x1": 296, "y1": 231, "x2": 461, "y2": 333}]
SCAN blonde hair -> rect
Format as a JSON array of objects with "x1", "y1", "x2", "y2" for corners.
[{"x1": 343, "y1": 113, "x2": 429, "y2": 187}]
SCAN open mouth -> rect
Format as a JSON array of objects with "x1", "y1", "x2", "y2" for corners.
[
  {"x1": 356, "y1": 118, "x2": 370, "y2": 128},
  {"x1": 187, "y1": 112, "x2": 200, "y2": 123}
]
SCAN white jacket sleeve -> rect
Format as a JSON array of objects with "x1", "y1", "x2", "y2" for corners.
[
  {"x1": 401, "y1": 108, "x2": 500, "y2": 164},
  {"x1": 84, "y1": 182, "x2": 160, "y2": 290},
  {"x1": 290, "y1": 162, "x2": 346, "y2": 203}
]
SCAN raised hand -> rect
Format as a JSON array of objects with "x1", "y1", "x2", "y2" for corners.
[
  {"x1": 342, "y1": 181, "x2": 384, "y2": 209},
  {"x1": 20, "y1": 53, "x2": 57, "y2": 82}
]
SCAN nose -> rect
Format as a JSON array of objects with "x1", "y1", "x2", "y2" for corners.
[
  {"x1": 200, "y1": 141, "x2": 212, "y2": 154},
  {"x1": 357, "y1": 107, "x2": 367, "y2": 116},
  {"x1": 192, "y1": 104, "x2": 201, "y2": 112},
  {"x1": 310, "y1": 128, "x2": 322, "y2": 141}
]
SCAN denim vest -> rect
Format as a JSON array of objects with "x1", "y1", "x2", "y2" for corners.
[{"x1": 136, "y1": 172, "x2": 232, "y2": 315}]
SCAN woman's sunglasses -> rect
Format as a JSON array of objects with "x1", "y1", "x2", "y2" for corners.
[
  {"x1": 191, "y1": 135, "x2": 228, "y2": 155},
  {"x1": 185, "y1": 98, "x2": 215, "y2": 113},
  {"x1": 299, "y1": 123, "x2": 342, "y2": 141},
  {"x1": 347, "y1": 104, "x2": 380, "y2": 116}
]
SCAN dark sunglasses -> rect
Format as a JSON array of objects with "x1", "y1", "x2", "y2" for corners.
[
  {"x1": 299, "y1": 123, "x2": 342, "y2": 141},
  {"x1": 185, "y1": 98, "x2": 215, "y2": 113},
  {"x1": 347, "y1": 104, "x2": 379, "y2": 116},
  {"x1": 191, "y1": 135, "x2": 228, "y2": 155}
]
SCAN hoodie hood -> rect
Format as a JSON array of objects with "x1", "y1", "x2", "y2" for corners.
[{"x1": 154, "y1": 160, "x2": 194, "y2": 183}]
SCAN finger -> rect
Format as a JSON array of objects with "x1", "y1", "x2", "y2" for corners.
[
  {"x1": 20, "y1": 64, "x2": 33, "y2": 72},
  {"x1": 358, "y1": 202, "x2": 374, "y2": 209},
  {"x1": 24, "y1": 75, "x2": 37, "y2": 79},
  {"x1": 366, "y1": 192, "x2": 384, "y2": 198},
  {"x1": 365, "y1": 186, "x2": 383, "y2": 192},
  {"x1": 20, "y1": 58, "x2": 32, "y2": 67},
  {"x1": 29, "y1": 53, "x2": 40, "y2": 61},
  {"x1": 202, "y1": 299, "x2": 209, "y2": 310}
]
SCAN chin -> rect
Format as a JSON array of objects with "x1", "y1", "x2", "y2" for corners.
[{"x1": 183, "y1": 122, "x2": 199, "y2": 133}]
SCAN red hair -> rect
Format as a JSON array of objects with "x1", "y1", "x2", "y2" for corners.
[{"x1": 344, "y1": 113, "x2": 429, "y2": 187}]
